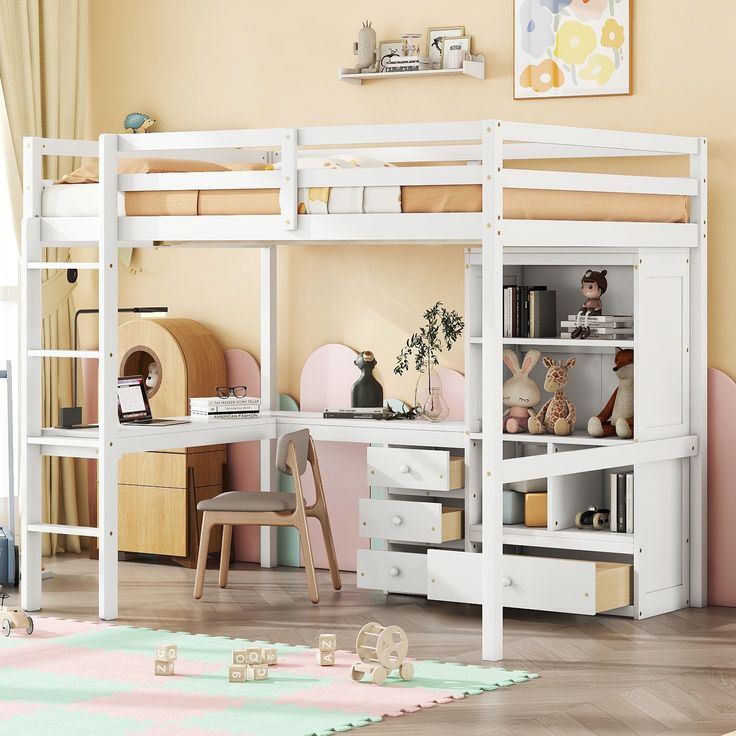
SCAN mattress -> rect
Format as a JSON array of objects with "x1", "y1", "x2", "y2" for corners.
[{"x1": 41, "y1": 184, "x2": 689, "y2": 223}]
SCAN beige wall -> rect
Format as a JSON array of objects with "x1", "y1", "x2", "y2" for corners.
[{"x1": 78, "y1": 0, "x2": 736, "y2": 402}]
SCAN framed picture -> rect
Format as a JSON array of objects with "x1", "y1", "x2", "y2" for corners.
[
  {"x1": 441, "y1": 36, "x2": 472, "y2": 69},
  {"x1": 513, "y1": 0, "x2": 631, "y2": 99},
  {"x1": 426, "y1": 26, "x2": 465, "y2": 69},
  {"x1": 377, "y1": 39, "x2": 405, "y2": 71}
]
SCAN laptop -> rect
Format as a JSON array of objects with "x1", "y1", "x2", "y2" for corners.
[{"x1": 117, "y1": 375, "x2": 190, "y2": 426}]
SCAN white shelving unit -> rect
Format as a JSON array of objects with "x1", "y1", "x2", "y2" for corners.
[{"x1": 339, "y1": 59, "x2": 485, "y2": 85}]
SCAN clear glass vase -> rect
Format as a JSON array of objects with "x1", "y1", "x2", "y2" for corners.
[
  {"x1": 414, "y1": 367, "x2": 442, "y2": 412},
  {"x1": 423, "y1": 386, "x2": 449, "y2": 422}
]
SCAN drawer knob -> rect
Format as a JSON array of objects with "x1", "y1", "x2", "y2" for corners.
[
  {"x1": 399, "y1": 464, "x2": 411, "y2": 474},
  {"x1": 502, "y1": 577, "x2": 512, "y2": 587},
  {"x1": 389, "y1": 567, "x2": 400, "y2": 577},
  {"x1": 391, "y1": 515, "x2": 403, "y2": 526}
]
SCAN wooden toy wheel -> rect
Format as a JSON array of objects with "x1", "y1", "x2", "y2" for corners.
[
  {"x1": 25, "y1": 616, "x2": 34, "y2": 635},
  {"x1": 350, "y1": 665, "x2": 363, "y2": 682},
  {"x1": 574, "y1": 511, "x2": 584, "y2": 529},
  {"x1": 399, "y1": 661, "x2": 414, "y2": 681},
  {"x1": 1, "y1": 618, "x2": 10, "y2": 637},
  {"x1": 592, "y1": 512, "x2": 607, "y2": 530},
  {"x1": 372, "y1": 665, "x2": 387, "y2": 685},
  {"x1": 374, "y1": 625, "x2": 409, "y2": 669}
]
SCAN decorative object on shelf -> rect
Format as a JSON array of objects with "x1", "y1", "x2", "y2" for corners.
[
  {"x1": 145, "y1": 362, "x2": 160, "y2": 392},
  {"x1": 514, "y1": 0, "x2": 631, "y2": 99},
  {"x1": 587, "y1": 348, "x2": 634, "y2": 439},
  {"x1": 351, "y1": 351, "x2": 384, "y2": 408},
  {"x1": 442, "y1": 36, "x2": 471, "y2": 69},
  {"x1": 383, "y1": 55, "x2": 432, "y2": 73},
  {"x1": 378, "y1": 39, "x2": 404, "y2": 71},
  {"x1": 528, "y1": 356, "x2": 576, "y2": 436},
  {"x1": 400, "y1": 33, "x2": 422, "y2": 57},
  {"x1": 427, "y1": 26, "x2": 465, "y2": 69},
  {"x1": 574, "y1": 506, "x2": 610, "y2": 530},
  {"x1": 524, "y1": 492, "x2": 547, "y2": 527},
  {"x1": 503, "y1": 489, "x2": 525, "y2": 524},
  {"x1": 502, "y1": 348, "x2": 542, "y2": 433},
  {"x1": 394, "y1": 301, "x2": 464, "y2": 422},
  {"x1": 609, "y1": 470, "x2": 634, "y2": 533},
  {"x1": 570, "y1": 269, "x2": 608, "y2": 339},
  {"x1": 123, "y1": 112, "x2": 156, "y2": 133},
  {"x1": 0, "y1": 586, "x2": 33, "y2": 636},
  {"x1": 353, "y1": 21, "x2": 377, "y2": 70},
  {"x1": 351, "y1": 622, "x2": 414, "y2": 685},
  {"x1": 561, "y1": 313, "x2": 633, "y2": 340}
]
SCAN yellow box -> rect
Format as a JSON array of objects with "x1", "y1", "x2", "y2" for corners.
[{"x1": 524, "y1": 492, "x2": 547, "y2": 527}]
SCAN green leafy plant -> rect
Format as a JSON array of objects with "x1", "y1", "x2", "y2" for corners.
[{"x1": 394, "y1": 301, "x2": 465, "y2": 377}]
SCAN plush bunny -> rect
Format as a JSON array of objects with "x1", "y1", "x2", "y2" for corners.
[{"x1": 502, "y1": 348, "x2": 542, "y2": 433}]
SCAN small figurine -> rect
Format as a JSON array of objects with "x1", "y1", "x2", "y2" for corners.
[
  {"x1": 353, "y1": 21, "x2": 377, "y2": 70},
  {"x1": 123, "y1": 112, "x2": 156, "y2": 134},
  {"x1": 0, "y1": 585, "x2": 34, "y2": 636},
  {"x1": 528, "y1": 357, "x2": 576, "y2": 436},
  {"x1": 502, "y1": 348, "x2": 541, "y2": 433},
  {"x1": 571, "y1": 269, "x2": 608, "y2": 339},
  {"x1": 351, "y1": 351, "x2": 383, "y2": 408},
  {"x1": 350, "y1": 622, "x2": 414, "y2": 686},
  {"x1": 145, "y1": 362, "x2": 159, "y2": 391},
  {"x1": 587, "y1": 348, "x2": 634, "y2": 439}
]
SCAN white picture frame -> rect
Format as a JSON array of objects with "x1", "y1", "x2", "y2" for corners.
[
  {"x1": 426, "y1": 26, "x2": 464, "y2": 69},
  {"x1": 377, "y1": 39, "x2": 405, "y2": 72},
  {"x1": 441, "y1": 36, "x2": 472, "y2": 70}
]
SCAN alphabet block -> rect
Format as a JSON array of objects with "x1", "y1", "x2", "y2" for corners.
[
  {"x1": 154, "y1": 659, "x2": 175, "y2": 676},
  {"x1": 245, "y1": 647, "x2": 263, "y2": 664},
  {"x1": 317, "y1": 649, "x2": 335, "y2": 666},
  {"x1": 248, "y1": 663, "x2": 269, "y2": 681},
  {"x1": 232, "y1": 649, "x2": 248, "y2": 665},
  {"x1": 229, "y1": 665, "x2": 248, "y2": 683},
  {"x1": 261, "y1": 647, "x2": 278, "y2": 665},
  {"x1": 318, "y1": 634, "x2": 336, "y2": 651},
  {"x1": 155, "y1": 644, "x2": 177, "y2": 661}
]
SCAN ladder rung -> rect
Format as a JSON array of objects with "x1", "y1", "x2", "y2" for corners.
[
  {"x1": 27, "y1": 523, "x2": 99, "y2": 538},
  {"x1": 28, "y1": 350, "x2": 100, "y2": 359},
  {"x1": 27, "y1": 262, "x2": 100, "y2": 270}
]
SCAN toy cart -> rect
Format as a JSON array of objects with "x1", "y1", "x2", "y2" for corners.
[
  {"x1": 0, "y1": 585, "x2": 33, "y2": 636},
  {"x1": 350, "y1": 622, "x2": 414, "y2": 685}
]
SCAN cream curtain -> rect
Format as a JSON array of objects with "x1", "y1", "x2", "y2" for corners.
[{"x1": 0, "y1": 0, "x2": 89, "y2": 554}]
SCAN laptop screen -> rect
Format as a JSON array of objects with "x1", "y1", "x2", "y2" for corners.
[{"x1": 117, "y1": 376, "x2": 152, "y2": 422}]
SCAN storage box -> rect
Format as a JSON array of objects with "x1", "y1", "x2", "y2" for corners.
[
  {"x1": 524, "y1": 492, "x2": 547, "y2": 527},
  {"x1": 503, "y1": 490, "x2": 525, "y2": 524}
]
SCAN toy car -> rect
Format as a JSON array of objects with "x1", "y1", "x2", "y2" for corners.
[
  {"x1": 350, "y1": 622, "x2": 413, "y2": 685},
  {"x1": 0, "y1": 585, "x2": 33, "y2": 636}
]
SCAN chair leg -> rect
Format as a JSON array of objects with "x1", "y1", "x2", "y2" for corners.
[
  {"x1": 316, "y1": 512, "x2": 342, "y2": 591},
  {"x1": 193, "y1": 514, "x2": 215, "y2": 600},
  {"x1": 296, "y1": 516, "x2": 319, "y2": 604},
  {"x1": 219, "y1": 524, "x2": 233, "y2": 589}
]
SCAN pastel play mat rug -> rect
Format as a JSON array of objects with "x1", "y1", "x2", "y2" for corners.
[{"x1": 0, "y1": 618, "x2": 539, "y2": 735}]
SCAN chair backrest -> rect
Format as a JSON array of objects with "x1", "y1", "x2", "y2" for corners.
[{"x1": 275, "y1": 429, "x2": 310, "y2": 477}]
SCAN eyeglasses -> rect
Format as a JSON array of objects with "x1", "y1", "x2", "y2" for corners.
[{"x1": 216, "y1": 385, "x2": 247, "y2": 399}]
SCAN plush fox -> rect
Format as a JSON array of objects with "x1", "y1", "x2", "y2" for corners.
[{"x1": 587, "y1": 348, "x2": 634, "y2": 439}]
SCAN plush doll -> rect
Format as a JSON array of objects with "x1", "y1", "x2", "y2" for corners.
[
  {"x1": 528, "y1": 356, "x2": 576, "y2": 436},
  {"x1": 571, "y1": 269, "x2": 608, "y2": 339},
  {"x1": 502, "y1": 348, "x2": 541, "y2": 433},
  {"x1": 587, "y1": 348, "x2": 634, "y2": 439},
  {"x1": 145, "y1": 362, "x2": 160, "y2": 392}
]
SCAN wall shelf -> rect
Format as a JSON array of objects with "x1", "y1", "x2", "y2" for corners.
[
  {"x1": 339, "y1": 59, "x2": 485, "y2": 85},
  {"x1": 470, "y1": 337, "x2": 634, "y2": 352}
]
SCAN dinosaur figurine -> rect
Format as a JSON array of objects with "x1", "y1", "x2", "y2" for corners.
[
  {"x1": 123, "y1": 112, "x2": 156, "y2": 133},
  {"x1": 528, "y1": 356, "x2": 576, "y2": 436}
]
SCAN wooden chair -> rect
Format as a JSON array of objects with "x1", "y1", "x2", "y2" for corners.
[{"x1": 193, "y1": 429, "x2": 342, "y2": 602}]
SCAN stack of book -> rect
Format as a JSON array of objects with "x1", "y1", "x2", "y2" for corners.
[
  {"x1": 503, "y1": 286, "x2": 556, "y2": 338},
  {"x1": 560, "y1": 314, "x2": 634, "y2": 340},
  {"x1": 322, "y1": 407, "x2": 389, "y2": 420},
  {"x1": 609, "y1": 470, "x2": 634, "y2": 533},
  {"x1": 383, "y1": 56, "x2": 432, "y2": 73},
  {"x1": 189, "y1": 395, "x2": 261, "y2": 420}
]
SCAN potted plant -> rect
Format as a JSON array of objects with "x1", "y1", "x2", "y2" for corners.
[{"x1": 394, "y1": 301, "x2": 464, "y2": 421}]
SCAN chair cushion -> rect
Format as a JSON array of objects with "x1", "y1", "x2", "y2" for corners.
[{"x1": 197, "y1": 490, "x2": 296, "y2": 513}]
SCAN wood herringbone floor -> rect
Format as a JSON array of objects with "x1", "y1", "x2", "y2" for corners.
[{"x1": 7, "y1": 554, "x2": 736, "y2": 736}]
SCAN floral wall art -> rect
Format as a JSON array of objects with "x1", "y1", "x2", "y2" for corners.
[{"x1": 514, "y1": 0, "x2": 631, "y2": 99}]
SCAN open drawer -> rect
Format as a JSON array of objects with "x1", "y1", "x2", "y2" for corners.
[
  {"x1": 359, "y1": 498, "x2": 462, "y2": 543},
  {"x1": 367, "y1": 447, "x2": 464, "y2": 491},
  {"x1": 503, "y1": 555, "x2": 632, "y2": 615}
]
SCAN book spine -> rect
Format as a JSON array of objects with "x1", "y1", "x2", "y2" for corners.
[
  {"x1": 190, "y1": 399, "x2": 260, "y2": 408},
  {"x1": 322, "y1": 412, "x2": 384, "y2": 419},
  {"x1": 522, "y1": 286, "x2": 530, "y2": 338},
  {"x1": 190, "y1": 409, "x2": 259, "y2": 416},
  {"x1": 529, "y1": 290, "x2": 536, "y2": 339},
  {"x1": 625, "y1": 472, "x2": 634, "y2": 534},
  {"x1": 192, "y1": 413, "x2": 261, "y2": 420},
  {"x1": 504, "y1": 288, "x2": 510, "y2": 338},
  {"x1": 617, "y1": 472, "x2": 626, "y2": 533},
  {"x1": 514, "y1": 286, "x2": 520, "y2": 338},
  {"x1": 609, "y1": 472, "x2": 617, "y2": 532}
]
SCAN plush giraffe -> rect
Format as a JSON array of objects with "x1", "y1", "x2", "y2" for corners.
[{"x1": 528, "y1": 356, "x2": 576, "y2": 436}]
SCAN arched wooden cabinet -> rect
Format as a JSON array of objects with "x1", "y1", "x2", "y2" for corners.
[{"x1": 116, "y1": 318, "x2": 226, "y2": 566}]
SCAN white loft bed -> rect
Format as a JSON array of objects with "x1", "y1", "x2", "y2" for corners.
[{"x1": 21, "y1": 120, "x2": 707, "y2": 662}]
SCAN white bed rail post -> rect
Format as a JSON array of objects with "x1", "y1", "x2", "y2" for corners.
[
  {"x1": 280, "y1": 129, "x2": 297, "y2": 231},
  {"x1": 98, "y1": 134, "x2": 120, "y2": 619},
  {"x1": 689, "y1": 137, "x2": 708, "y2": 607},
  {"x1": 481, "y1": 120, "x2": 504, "y2": 661},
  {"x1": 20, "y1": 137, "x2": 43, "y2": 612}
]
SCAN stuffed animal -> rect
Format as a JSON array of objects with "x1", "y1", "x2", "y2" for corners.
[
  {"x1": 145, "y1": 362, "x2": 160, "y2": 392},
  {"x1": 587, "y1": 348, "x2": 634, "y2": 439},
  {"x1": 123, "y1": 112, "x2": 156, "y2": 134},
  {"x1": 502, "y1": 348, "x2": 541, "y2": 433},
  {"x1": 528, "y1": 356, "x2": 576, "y2": 436}
]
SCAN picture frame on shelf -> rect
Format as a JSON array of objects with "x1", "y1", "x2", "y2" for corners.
[
  {"x1": 377, "y1": 40, "x2": 405, "y2": 72},
  {"x1": 441, "y1": 35, "x2": 472, "y2": 69},
  {"x1": 513, "y1": 0, "x2": 632, "y2": 99},
  {"x1": 426, "y1": 26, "x2": 465, "y2": 69}
]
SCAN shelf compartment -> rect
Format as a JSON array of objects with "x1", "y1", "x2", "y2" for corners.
[
  {"x1": 470, "y1": 430, "x2": 633, "y2": 446},
  {"x1": 502, "y1": 337, "x2": 634, "y2": 351},
  {"x1": 500, "y1": 524, "x2": 633, "y2": 554}
]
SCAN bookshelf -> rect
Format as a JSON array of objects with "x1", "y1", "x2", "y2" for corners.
[{"x1": 339, "y1": 59, "x2": 485, "y2": 85}]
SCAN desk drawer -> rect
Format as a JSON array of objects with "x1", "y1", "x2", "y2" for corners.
[
  {"x1": 357, "y1": 549, "x2": 427, "y2": 595},
  {"x1": 427, "y1": 550, "x2": 482, "y2": 604},
  {"x1": 502, "y1": 555, "x2": 632, "y2": 615},
  {"x1": 367, "y1": 447, "x2": 463, "y2": 491},
  {"x1": 359, "y1": 499, "x2": 462, "y2": 543}
]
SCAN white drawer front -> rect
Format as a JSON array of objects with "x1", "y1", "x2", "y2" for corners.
[
  {"x1": 356, "y1": 549, "x2": 427, "y2": 595},
  {"x1": 367, "y1": 447, "x2": 458, "y2": 491},
  {"x1": 502, "y1": 554, "x2": 598, "y2": 615},
  {"x1": 427, "y1": 550, "x2": 482, "y2": 604},
  {"x1": 360, "y1": 498, "x2": 445, "y2": 543}
]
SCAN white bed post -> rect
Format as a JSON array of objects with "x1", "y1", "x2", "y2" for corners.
[
  {"x1": 481, "y1": 120, "x2": 504, "y2": 661},
  {"x1": 20, "y1": 137, "x2": 43, "y2": 612},
  {"x1": 689, "y1": 137, "x2": 708, "y2": 607},
  {"x1": 98, "y1": 134, "x2": 120, "y2": 619},
  {"x1": 260, "y1": 244, "x2": 278, "y2": 567}
]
